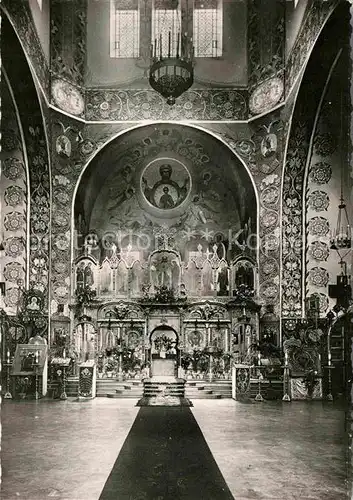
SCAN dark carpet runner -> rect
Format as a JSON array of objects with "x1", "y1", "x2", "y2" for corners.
[{"x1": 99, "y1": 407, "x2": 234, "y2": 500}]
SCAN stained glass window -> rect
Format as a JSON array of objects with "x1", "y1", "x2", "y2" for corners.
[
  {"x1": 110, "y1": 0, "x2": 140, "y2": 58},
  {"x1": 194, "y1": 0, "x2": 223, "y2": 58},
  {"x1": 152, "y1": 0, "x2": 181, "y2": 58}
]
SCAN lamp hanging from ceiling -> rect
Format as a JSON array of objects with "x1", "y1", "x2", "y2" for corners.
[
  {"x1": 149, "y1": 0, "x2": 194, "y2": 105},
  {"x1": 329, "y1": 85, "x2": 352, "y2": 264}
]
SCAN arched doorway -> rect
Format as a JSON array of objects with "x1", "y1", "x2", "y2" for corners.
[{"x1": 149, "y1": 325, "x2": 178, "y2": 378}]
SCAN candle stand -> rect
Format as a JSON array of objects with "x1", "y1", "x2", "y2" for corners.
[
  {"x1": 325, "y1": 363, "x2": 334, "y2": 401},
  {"x1": 60, "y1": 364, "x2": 68, "y2": 400},
  {"x1": 282, "y1": 364, "x2": 291, "y2": 402},
  {"x1": 34, "y1": 366, "x2": 40, "y2": 400},
  {"x1": 4, "y1": 356, "x2": 13, "y2": 399},
  {"x1": 254, "y1": 355, "x2": 264, "y2": 401},
  {"x1": 326, "y1": 338, "x2": 334, "y2": 401}
]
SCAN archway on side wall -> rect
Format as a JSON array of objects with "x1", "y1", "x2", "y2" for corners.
[
  {"x1": 281, "y1": 2, "x2": 350, "y2": 328},
  {"x1": 1, "y1": 15, "x2": 51, "y2": 340}
]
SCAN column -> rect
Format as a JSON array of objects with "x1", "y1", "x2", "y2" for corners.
[
  {"x1": 178, "y1": 310, "x2": 185, "y2": 378},
  {"x1": 206, "y1": 322, "x2": 211, "y2": 345},
  {"x1": 117, "y1": 324, "x2": 123, "y2": 381}
]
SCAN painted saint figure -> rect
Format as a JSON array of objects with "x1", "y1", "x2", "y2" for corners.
[
  {"x1": 159, "y1": 186, "x2": 175, "y2": 209},
  {"x1": 27, "y1": 296, "x2": 40, "y2": 311},
  {"x1": 84, "y1": 263, "x2": 94, "y2": 287}
]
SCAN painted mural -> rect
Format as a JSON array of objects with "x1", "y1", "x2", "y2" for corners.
[{"x1": 72, "y1": 124, "x2": 257, "y2": 302}]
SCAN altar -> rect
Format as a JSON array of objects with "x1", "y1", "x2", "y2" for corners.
[{"x1": 152, "y1": 358, "x2": 175, "y2": 377}]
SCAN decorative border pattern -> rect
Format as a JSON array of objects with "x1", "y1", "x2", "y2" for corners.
[
  {"x1": 84, "y1": 88, "x2": 249, "y2": 122},
  {"x1": 50, "y1": 115, "x2": 114, "y2": 311},
  {"x1": 285, "y1": 0, "x2": 338, "y2": 96},
  {"x1": 2, "y1": 81, "x2": 28, "y2": 314},
  {"x1": 2, "y1": 0, "x2": 50, "y2": 97},
  {"x1": 220, "y1": 112, "x2": 284, "y2": 309}
]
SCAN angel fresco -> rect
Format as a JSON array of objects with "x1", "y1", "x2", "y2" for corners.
[
  {"x1": 109, "y1": 187, "x2": 146, "y2": 229},
  {"x1": 107, "y1": 166, "x2": 134, "y2": 210},
  {"x1": 181, "y1": 193, "x2": 219, "y2": 229}
]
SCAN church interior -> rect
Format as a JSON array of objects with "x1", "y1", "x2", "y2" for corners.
[{"x1": 1, "y1": 1, "x2": 352, "y2": 498}]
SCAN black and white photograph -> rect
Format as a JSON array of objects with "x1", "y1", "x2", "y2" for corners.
[{"x1": 0, "y1": 0, "x2": 352, "y2": 498}]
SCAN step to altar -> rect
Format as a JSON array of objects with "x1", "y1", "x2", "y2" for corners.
[
  {"x1": 143, "y1": 377, "x2": 186, "y2": 398},
  {"x1": 137, "y1": 377, "x2": 193, "y2": 407},
  {"x1": 64, "y1": 376, "x2": 284, "y2": 400}
]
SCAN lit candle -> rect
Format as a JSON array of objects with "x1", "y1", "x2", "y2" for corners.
[
  {"x1": 176, "y1": 32, "x2": 180, "y2": 58},
  {"x1": 35, "y1": 350, "x2": 39, "y2": 364},
  {"x1": 7, "y1": 349, "x2": 10, "y2": 364},
  {"x1": 328, "y1": 352, "x2": 332, "y2": 366},
  {"x1": 258, "y1": 352, "x2": 261, "y2": 365},
  {"x1": 285, "y1": 351, "x2": 288, "y2": 366},
  {"x1": 63, "y1": 348, "x2": 66, "y2": 359}
]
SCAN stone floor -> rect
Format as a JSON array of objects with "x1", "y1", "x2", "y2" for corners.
[{"x1": 1, "y1": 398, "x2": 349, "y2": 500}]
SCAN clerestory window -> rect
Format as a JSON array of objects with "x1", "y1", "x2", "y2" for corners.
[
  {"x1": 193, "y1": 0, "x2": 223, "y2": 58},
  {"x1": 151, "y1": 0, "x2": 181, "y2": 57},
  {"x1": 110, "y1": 0, "x2": 140, "y2": 58}
]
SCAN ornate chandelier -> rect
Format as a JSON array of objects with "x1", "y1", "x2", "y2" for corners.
[
  {"x1": 330, "y1": 88, "x2": 351, "y2": 261},
  {"x1": 330, "y1": 196, "x2": 351, "y2": 252},
  {"x1": 149, "y1": 0, "x2": 194, "y2": 105}
]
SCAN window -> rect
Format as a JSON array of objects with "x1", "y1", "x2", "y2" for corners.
[
  {"x1": 194, "y1": 0, "x2": 223, "y2": 58},
  {"x1": 152, "y1": 0, "x2": 181, "y2": 58},
  {"x1": 110, "y1": 0, "x2": 140, "y2": 58}
]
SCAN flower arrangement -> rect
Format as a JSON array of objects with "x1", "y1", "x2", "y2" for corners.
[
  {"x1": 154, "y1": 335, "x2": 174, "y2": 352},
  {"x1": 232, "y1": 284, "x2": 255, "y2": 301},
  {"x1": 181, "y1": 348, "x2": 231, "y2": 377},
  {"x1": 105, "y1": 356, "x2": 118, "y2": 372},
  {"x1": 75, "y1": 285, "x2": 97, "y2": 307},
  {"x1": 153, "y1": 286, "x2": 176, "y2": 303}
]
